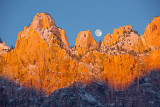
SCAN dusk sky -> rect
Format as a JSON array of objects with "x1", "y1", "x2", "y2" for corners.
[{"x1": 0, "y1": 0, "x2": 160, "y2": 47}]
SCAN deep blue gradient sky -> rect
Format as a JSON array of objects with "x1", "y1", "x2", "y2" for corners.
[{"x1": 0, "y1": 0, "x2": 160, "y2": 47}]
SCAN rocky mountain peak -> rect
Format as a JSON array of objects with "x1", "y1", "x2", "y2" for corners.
[
  {"x1": 102, "y1": 25, "x2": 133, "y2": 48},
  {"x1": 15, "y1": 13, "x2": 71, "y2": 50},
  {"x1": 144, "y1": 16, "x2": 160, "y2": 48},
  {"x1": 75, "y1": 30, "x2": 97, "y2": 55},
  {"x1": 0, "y1": 42, "x2": 10, "y2": 55},
  {"x1": 0, "y1": 13, "x2": 160, "y2": 98},
  {"x1": 30, "y1": 13, "x2": 55, "y2": 30}
]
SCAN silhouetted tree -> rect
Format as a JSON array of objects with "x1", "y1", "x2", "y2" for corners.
[
  {"x1": 10, "y1": 45, "x2": 14, "y2": 50},
  {"x1": 0, "y1": 37, "x2": 2, "y2": 43}
]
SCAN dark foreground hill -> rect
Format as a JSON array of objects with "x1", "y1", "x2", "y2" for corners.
[{"x1": 0, "y1": 70, "x2": 160, "y2": 107}]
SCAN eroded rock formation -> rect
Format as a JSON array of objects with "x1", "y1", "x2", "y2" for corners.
[{"x1": 0, "y1": 13, "x2": 160, "y2": 95}]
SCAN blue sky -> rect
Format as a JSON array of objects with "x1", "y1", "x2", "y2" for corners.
[{"x1": 0, "y1": 0, "x2": 160, "y2": 47}]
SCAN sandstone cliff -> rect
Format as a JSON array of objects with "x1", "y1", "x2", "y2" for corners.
[
  {"x1": 144, "y1": 16, "x2": 160, "y2": 49},
  {"x1": 0, "y1": 13, "x2": 160, "y2": 94},
  {"x1": 75, "y1": 30, "x2": 99, "y2": 56},
  {"x1": 0, "y1": 42, "x2": 10, "y2": 55}
]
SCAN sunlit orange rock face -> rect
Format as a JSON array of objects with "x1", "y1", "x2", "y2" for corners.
[
  {"x1": 144, "y1": 16, "x2": 160, "y2": 49},
  {"x1": 2, "y1": 13, "x2": 75, "y2": 94},
  {"x1": 102, "y1": 25, "x2": 133, "y2": 47},
  {"x1": 59, "y1": 28, "x2": 70, "y2": 49},
  {"x1": 102, "y1": 54, "x2": 150, "y2": 89},
  {"x1": 75, "y1": 30, "x2": 99, "y2": 56},
  {"x1": 0, "y1": 13, "x2": 160, "y2": 94},
  {"x1": 0, "y1": 42, "x2": 10, "y2": 55},
  {"x1": 102, "y1": 25, "x2": 149, "y2": 53},
  {"x1": 149, "y1": 48, "x2": 160, "y2": 70}
]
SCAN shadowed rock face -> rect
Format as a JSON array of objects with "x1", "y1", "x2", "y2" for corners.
[
  {"x1": 45, "y1": 71, "x2": 160, "y2": 107},
  {"x1": 0, "y1": 87, "x2": 4, "y2": 106},
  {"x1": 1, "y1": 70, "x2": 160, "y2": 107},
  {"x1": 0, "y1": 13, "x2": 160, "y2": 96}
]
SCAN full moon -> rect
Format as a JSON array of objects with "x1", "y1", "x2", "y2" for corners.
[{"x1": 95, "y1": 29, "x2": 102, "y2": 37}]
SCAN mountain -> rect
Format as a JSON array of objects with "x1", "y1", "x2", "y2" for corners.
[
  {"x1": 1, "y1": 70, "x2": 160, "y2": 106},
  {"x1": 0, "y1": 41, "x2": 10, "y2": 55},
  {"x1": 75, "y1": 30, "x2": 100, "y2": 56},
  {"x1": 143, "y1": 16, "x2": 160, "y2": 49},
  {"x1": 2, "y1": 13, "x2": 75, "y2": 94},
  {"x1": 0, "y1": 13, "x2": 160, "y2": 99}
]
